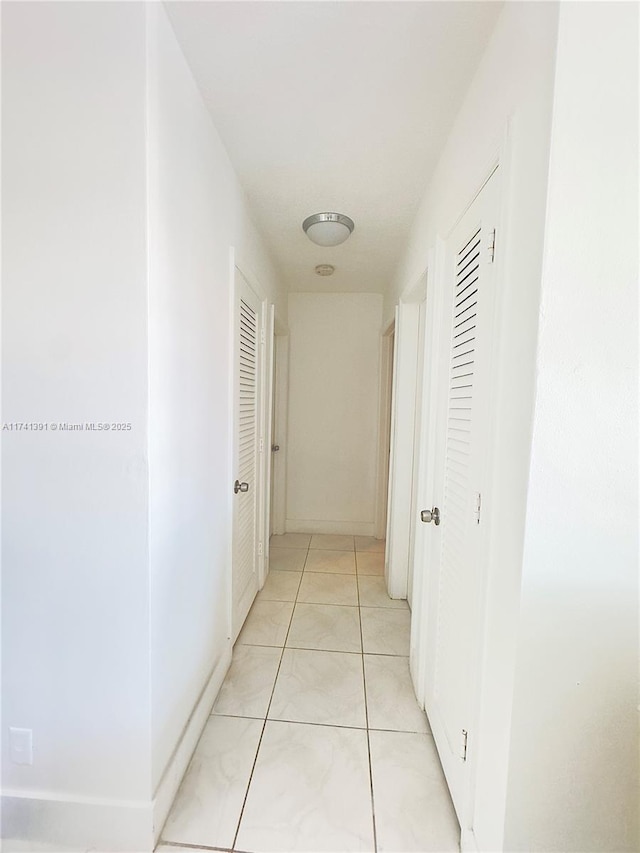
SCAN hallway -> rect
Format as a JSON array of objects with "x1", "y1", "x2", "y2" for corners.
[
  {"x1": 158, "y1": 534, "x2": 459, "y2": 853},
  {"x1": 3, "y1": 4, "x2": 637, "y2": 852}
]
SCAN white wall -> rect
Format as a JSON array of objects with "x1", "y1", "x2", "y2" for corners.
[
  {"x1": 504, "y1": 4, "x2": 639, "y2": 850},
  {"x1": 1, "y1": 2, "x2": 152, "y2": 847},
  {"x1": 147, "y1": 5, "x2": 282, "y2": 799},
  {"x1": 2, "y1": 4, "x2": 283, "y2": 849},
  {"x1": 389, "y1": 3, "x2": 560, "y2": 849},
  {"x1": 286, "y1": 293, "x2": 383, "y2": 535},
  {"x1": 393, "y1": 3, "x2": 639, "y2": 850}
]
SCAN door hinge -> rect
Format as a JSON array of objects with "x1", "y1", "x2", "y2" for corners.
[
  {"x1": 258, "y1": 541, "x2": 263, "y2": 556},
  {"x1": 260, "y1": 327, "x2": 266, "y2": 344},
  {"x1": 487, "y1": 228, "x2": 496, "y2": 264},
  {"x1": 461, "y1": 729, "x2": 468, "y2": 762},
  {"x1": 259, "y1": 437, "x2": 264, "y2": 453},
  {"x1": 474, "y1": 492, "x2": 481, "y2": 525}
]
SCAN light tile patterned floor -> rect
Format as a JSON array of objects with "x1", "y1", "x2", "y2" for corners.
[{"x1": 160, "y1": 534, "x2": 460, "y2": 853}]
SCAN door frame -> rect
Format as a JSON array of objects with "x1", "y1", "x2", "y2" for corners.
[
  {"x1": 374, "y1": 318, "x2": 396, "y2": 540},
  {"x1": 269, "y1": 331, "x2": 289, "y2": 537},
  {"x1": 228, "y1": 248, "x2": 273, "y2": 640},
  {"x1": 264, "y1": 304, "x2": 276, "y2": 560},
  {"x1": 386, "y1": 271, "x2": 428, "y2": 600},
  {"x1": 409, "y1": 248, "x2": 441, "y2": 689}
]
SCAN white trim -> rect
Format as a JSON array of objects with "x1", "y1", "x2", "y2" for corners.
[
  {"x1": 270, "y1": 334, "x2": 289, "y2": 536},
  {"x1": 152, "y1": 646, "x2": 231, "y2": 845},
  {"x1": 460, "y1": 827, "x2": 479, "y2": 852},
  {"x1": 385, "y1": 279, "x2": 426, "y2": 600},
  {"x1": 406, "y1": 295, "x2": 428, "y2": 609},
  {"x1": 400, "y1": 266, "x2": 429, "y2": 304},
  {"x1": 374, "y1": 318, "x2": 396, "y2": 540},
  {"x1": 1, "y1": 791, "x2": 153, "y2": 852},
  {"x1": 409, "y1": 245, "x2": 441, "y2": 705},
  {"x1": 465, "y1": 118, "x2": 517, "y2": 840},
  {"x1": 443, "y1": 157, "x2": 501, "y2": 241},
  {"x1": 226, "y1": 247, "x2": 237, "y2": 643},
  {"x1": 231, "y1": 250, "x2": 268, "y2": 304},
  {"x1": 256, "y1": 293, "x2": 270, "y2": 590},
  {"x1": 263, "y1": 305, "x2": 276, "y2": 565},
  {"x1": 285, "y1": 518, "x2": 375, "y2": 537}
]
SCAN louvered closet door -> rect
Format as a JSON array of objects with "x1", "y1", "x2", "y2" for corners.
[
  {"x1": 232, "y1": 271, "x2": 262, "y2": 641},
  {"x1": 426, "y1": 170, "x2": 500, "y2": 822}
]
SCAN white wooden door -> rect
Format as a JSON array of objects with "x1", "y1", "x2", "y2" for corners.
[
  {"x1": 232, "y1": 270, "x2": 262, "y2": 641},
  {"x1": 425, "y1": 170, "x2": 500, "y2": 822}
]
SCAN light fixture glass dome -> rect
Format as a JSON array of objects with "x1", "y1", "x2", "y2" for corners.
[{"x1": 302, "y1": 212, "x2": 354, "y2": 247}]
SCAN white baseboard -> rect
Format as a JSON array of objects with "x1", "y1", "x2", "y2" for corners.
[
  {"x1": 285, "y1": 518, "x2": 376, "y2": 536},
  {"x1": 152, "y1": 644, "x2": 232, "y2": 844},
  {"x1": 461, "y1": 827, "x2": 479, "y2": 852},
  {"x1": 1, "y1": 646, "x2": 232, "y2": 853},
  {"x1": 0, "y1": 790, "x2": 154, "y2": 852}
]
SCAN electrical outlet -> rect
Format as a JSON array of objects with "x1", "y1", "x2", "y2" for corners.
[{"x1": 10, "y1": 727, "x2": 33, "y2": 765}]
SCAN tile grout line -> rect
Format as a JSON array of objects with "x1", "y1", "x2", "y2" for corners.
[
  {"x1": 356, "y1": 548, "x2": 379, "y2": 853},
  {"x1": 165, "y1": 537, "x2": 387, "y2": 853},
  {"x1": 230, "y1": 535, "x2": 311, "y2": 851},
  {"x1": 215, "y1": 712, "x2": 432, "y2": 736},
  {"x1": 230, "y1": 535, "x2": 379, "y2": 851},
  {"x1": 234, "y1": 643, "x2": 407, "y2": 658},
  {"x1": 161, "y1": 841, "x2": 252, "y2": 853}
]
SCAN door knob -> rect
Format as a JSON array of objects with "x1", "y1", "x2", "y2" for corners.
[
  {"x1": 271, "y1": 444, "x2": 280, "y2": 452},
  {"x1": 234, "y1": 480, "x2": 249, "y2": 494},
  {"x1": 421, "y1": 507, "x2": 441, "y2": 525}
]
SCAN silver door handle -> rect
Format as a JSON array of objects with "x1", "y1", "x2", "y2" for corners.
[
  {"x1": 271, "y1": 445, "x2": 280, "y2": 452},
  {"x1": 234, "y1": 480, "x2": 249, "y2": 494},
  {"x1": 421, "y1": 507, "x2": 441, "y2": 525}
]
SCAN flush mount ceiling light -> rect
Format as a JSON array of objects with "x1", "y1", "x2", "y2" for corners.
[
  {"x1": 315, "y1": 264, "x2": 335, "y2": 276},
  {"x1": 302, "y1": 212, "x2": 355, "y2": 247}
]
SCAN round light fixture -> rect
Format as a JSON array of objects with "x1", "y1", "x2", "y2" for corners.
[
  {"x1": 315, "y1": 264, "x2": 335, "y2": 276},
  {"x1": 302, "y1": 212, "x2": 354, "y2": 247}
]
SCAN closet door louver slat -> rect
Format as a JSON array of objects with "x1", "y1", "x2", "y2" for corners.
[
  {"x1": 235, "y1": 298, "x2": 258, "y2": 608},
  {"x1": 433, "y1": 222, "x2": 484, "y2": 761}
]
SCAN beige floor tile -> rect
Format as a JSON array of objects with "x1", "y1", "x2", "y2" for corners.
[
  {"x1": 298, "y1": 572, "x2": 358, "y2": 606},
  {"x1": 269, "y1": 648, "x2": 366, "y2": 728},
  {"x1": 364, "y1": 654, "x2": 429, "y2": 733},
  {"x1": 360, "y1": 607, "x2": 411, "y2": 655},
  {"x1": 161, "y1": 716, "x2": 262, "y2": 850},
  {"x1": 257, "y1": 570, "x2": 301, "y2": 602},
  {"x1": 270, "y1": 533, "x2": 311, "y2": 549},
  {"x1": 269, "y1": 547, "x2": 307, "y2": 572},
  {"x1": 358, "y1": 575, "x2": 408, "y2": 609},
  {"x1": 369, "y1": 730, "x2": 460, "y2": 852},
  {"x1": 356, "y1": 552, "x2": 385, "y2": 575},
  {"x1": 305, "y1": 549, "x2": 356, "y2": 574},
  {"x1": 213, "y1": 645, "x2": 281, "y2": 718},
  {"x1": 355, "y1": 536, "x2": 385, "y2": 553},
  {"x1": 237, "y1": 599, "x2": 294, "y2": 647},
  {"x1": 236, "y1": 721, "x2": 374, "y2": 852},
  {"x1": 310, "y1": 534, "x2": 355, "y2": 551},
  {"x1": 287, "y1": 603, "x2": 362, "y2": 653}
]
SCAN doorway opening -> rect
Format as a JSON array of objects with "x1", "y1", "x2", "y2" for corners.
[{"x1": 375, "y1": 320, "x2": 396, "y2": 551}]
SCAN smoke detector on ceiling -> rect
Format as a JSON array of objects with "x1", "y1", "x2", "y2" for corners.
[{"x1": 315, "y1": 264, "x2": 335, "y2": 276}]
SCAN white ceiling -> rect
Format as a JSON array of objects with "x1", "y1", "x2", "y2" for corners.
[{"x1": 166, "y1": 1, "x2": 502, "y2": 294}]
